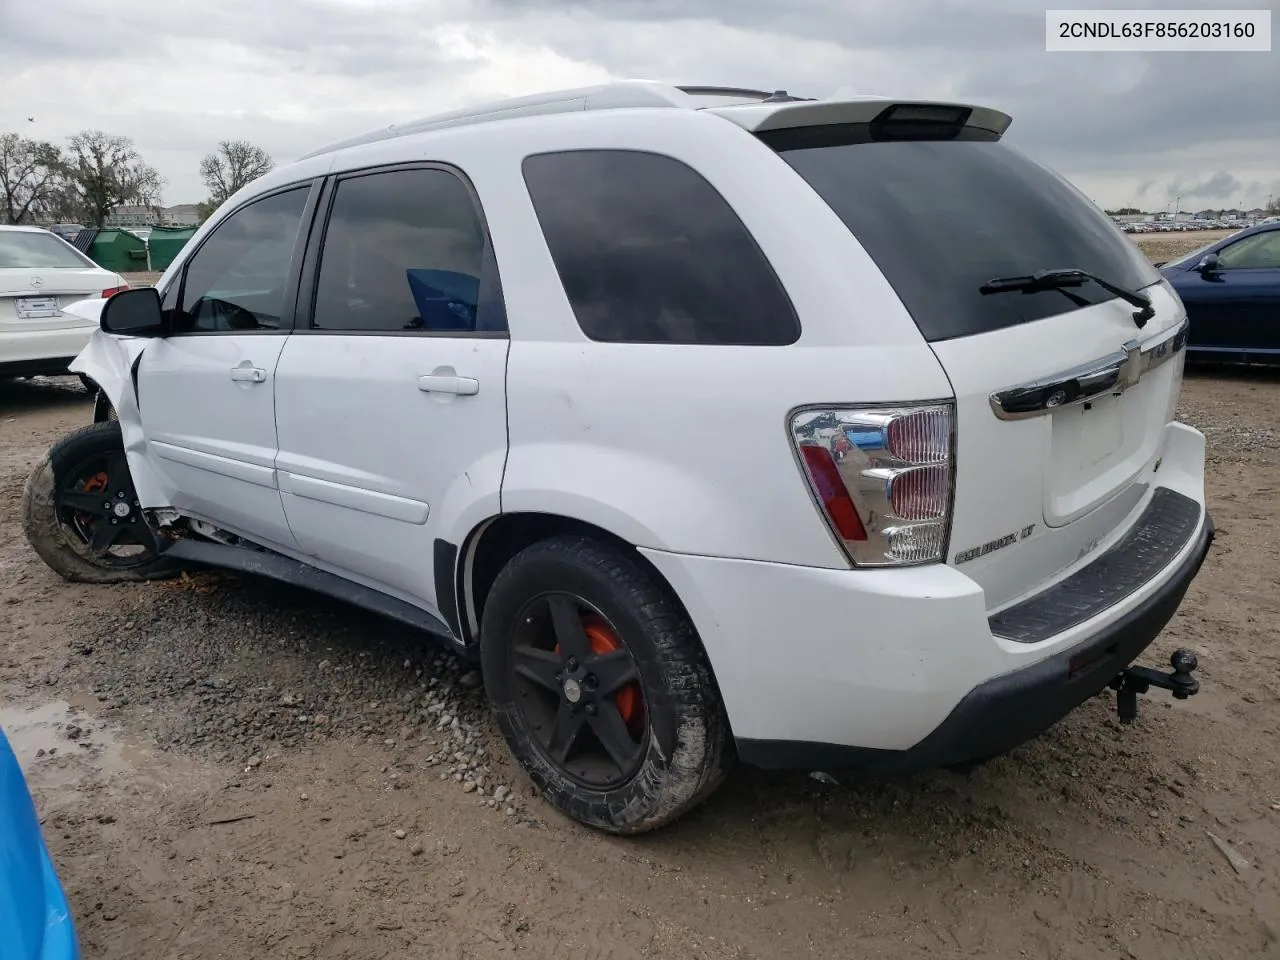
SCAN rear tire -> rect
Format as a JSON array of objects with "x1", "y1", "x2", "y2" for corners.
[
  {"x1": 480, "y1": 535, "x2": 734, "y2": 834},
  {"x1": 22, "y1": 422, "x2": 180, "y2": 583}
]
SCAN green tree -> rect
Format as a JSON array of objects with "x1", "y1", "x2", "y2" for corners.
[
  {"x1": 195, "y1": 199, "x2": 218, "y2": 224},
  {"x1": 0, "y1": 133, "x2": 64, "y2": 224},
  {"x1": 64, "y1": 130, "x2": 165, "y2": 228}
]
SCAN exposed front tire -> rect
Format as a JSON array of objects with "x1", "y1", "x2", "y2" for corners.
[
  {"x1": 22, "y1": 422, "x2": 180, "y2": 583},
  {"x1": 480, "y1": 535, "x2": 734, "y2": 834}
]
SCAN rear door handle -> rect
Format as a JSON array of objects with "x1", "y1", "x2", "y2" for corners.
[
  {"x1": 229, "y1": 365, "x2": 267, "y2": 383},
  {"x1": 417, "y1": 375, "x2": 479, "y2": 396}
]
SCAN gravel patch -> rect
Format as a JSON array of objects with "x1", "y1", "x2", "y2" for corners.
[
  {"x1": 68, "y1": 572, "x2": 526, "y2": 817},
  {"x1": 1132, "y1": 230, "x2": 1234, "y2": 264},
  {"x1": 1178, "y1": 376, "x2": 1280, "y2": 460}
]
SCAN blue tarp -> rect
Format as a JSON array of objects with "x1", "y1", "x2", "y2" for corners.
[{"x1": 0, "y1": 729, "x2": 80, "y2": 960}]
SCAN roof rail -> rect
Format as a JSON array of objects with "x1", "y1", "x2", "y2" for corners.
[
  {"x1": 677, "y1": 86, "x2": 817, "y2": 103},
  {"x1": 300, "y1": 80, "x2": 709, "y2": 160}
]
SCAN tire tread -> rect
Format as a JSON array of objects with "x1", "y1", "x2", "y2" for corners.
[
  {"x1": 482, "y1": 534, "x2": 734, "y2": 834},
  {"x1": 22, "y1": 422, "x2": 180, "y2": 583}
]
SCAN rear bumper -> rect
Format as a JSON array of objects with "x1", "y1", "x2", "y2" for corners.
[
  {"x1": 641, "y1": 421, "x2": 1211, "y2": 768},
  {"x1": 736, "y1": 505, "x2": 1213, "y2": 773},
  {"x1": 0, "y1": 327, "x2": 94, "y2": 376}
]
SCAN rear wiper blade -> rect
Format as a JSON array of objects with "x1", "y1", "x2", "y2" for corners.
[{"x1": 980, "y1": 268, "x2": 1155, "y2": 328}]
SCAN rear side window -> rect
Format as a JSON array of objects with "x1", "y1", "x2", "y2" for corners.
[
  {"x1": 522, "y1": 150, "x2": 800, "y2": 345},
  {"x1": 311, "y1": 168, "x2": 503, "y2": 334},
  {"x1": 770, "y1": 135, "x2": 1161, "y2": 342}
]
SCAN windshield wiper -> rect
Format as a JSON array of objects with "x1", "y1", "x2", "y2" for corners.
[{"x1": 979, "y1": 268, "x2": 1155, "y2": 329}]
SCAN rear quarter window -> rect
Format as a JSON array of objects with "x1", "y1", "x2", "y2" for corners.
[
  {"x1": 769, "y1": 134, "x2": 1161, "y2": 342},
  {"x1": 522, "y1": 149, "x2": 800, "y2": 346}
]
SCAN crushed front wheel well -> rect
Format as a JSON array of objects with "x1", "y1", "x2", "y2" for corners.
[{"x1": 91, "y1": 386, "x2": 115, "y2": 423}]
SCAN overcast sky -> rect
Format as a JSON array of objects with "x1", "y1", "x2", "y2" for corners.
[{"x1": 2, "y1": 0, "x2": 1276, "y2": 212}]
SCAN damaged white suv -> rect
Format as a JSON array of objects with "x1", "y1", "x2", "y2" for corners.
[{"x1": 24, "y1": 83, "x2": 1213, "y2": 833}]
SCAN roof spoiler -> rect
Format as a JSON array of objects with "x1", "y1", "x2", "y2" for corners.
[{"x1": 708, "y1": 99, "x2": 1013, "y2": 139}]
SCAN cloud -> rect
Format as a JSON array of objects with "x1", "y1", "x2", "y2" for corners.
[{"x1": 0, "y1": 0, "x2": 1273, "y2": 210}]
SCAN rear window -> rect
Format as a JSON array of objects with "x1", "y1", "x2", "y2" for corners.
[
  {"x1": 522, "y1": 149, "x2": 800, "y2": 346},
  {"x1": 770, "y1": 134, "x2": 1160, "y2": 342},
  {"x1": 0, "y1": 231, "x2": 92, "y2": 270}
]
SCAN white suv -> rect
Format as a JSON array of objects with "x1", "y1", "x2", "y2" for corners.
[{"x1": 23, "y1": 83, "x2": 1214, "y2": 833}]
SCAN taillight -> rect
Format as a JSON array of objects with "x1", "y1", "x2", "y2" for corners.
[
  {"x1": 790, "y1": 403, "x2": 955, "y2": 566},
  {"x1": 101, "y1": 285, "x2": 129, "y2": 298},
  {"x1": 797, "y1": 445, "x2": 867, "y2": 541}
]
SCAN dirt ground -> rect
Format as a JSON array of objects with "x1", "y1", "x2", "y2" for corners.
[
  {"x1": 1132, "y1": 230, "x2": 1236, "y2": 264},
  {"x1": 3, "y1": 355, "x2": 1280, "y2": 955}
]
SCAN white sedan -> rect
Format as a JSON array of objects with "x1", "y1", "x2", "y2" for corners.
[{"x1": 0, "y1": 225, "x2": 129, "y2": 380}]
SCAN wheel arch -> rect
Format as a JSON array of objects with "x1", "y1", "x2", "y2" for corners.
[{"x1": 457, "y1": 513, "x2": 712, "y2": 670}]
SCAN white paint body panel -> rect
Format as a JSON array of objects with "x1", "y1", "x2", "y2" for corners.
[
  {"x1": 64, "y1": 95, "x2": 1210, "y2": 756},
  {"x1": 135, "y1": 334, "x2": 300, "y2": 551},
  {"x1": 644, "y1": 421, "x2": 1205, "y2": 749},
  {"x1": 932, "y1": 280, "x2": 1189, "y2": 611},
  {"x1": 67, "y1": 330, "x2": 165, "y2": 506},
  {"x1": 452, "y1": 109, "x2": 952, "y2": 567},
  {"x1": 273, "y1": 334, "x2": 509, "y2": 608}
]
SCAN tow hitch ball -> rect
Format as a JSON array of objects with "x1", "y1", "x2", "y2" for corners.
[{"x1": 1108, "y1": 649, "x2": 1200, "y2": 723}]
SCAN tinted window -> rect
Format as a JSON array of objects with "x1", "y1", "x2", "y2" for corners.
[
  {"x1": 177, "y1": 186, "x2": 309, "y2": 332},
  {"x1": 0, "y1": 231, "x2": 92, "y2": 269},
  {"x1": 312, "y1": 168, "x2": 500, "y2": 333},
  {"x1": 522, "y1": 150, "x2": 799, "y2": 345},
  {"x1": 771, "y1": 135, "x2": 1161, "y2": 342},
  {"x1": 1217, "y1": 230, "x2": 1280, "y2": 269}
]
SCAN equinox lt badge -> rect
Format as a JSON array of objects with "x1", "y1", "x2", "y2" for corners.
[{"x1": 954, "y1": 523, "x2": 1036, "y2": 564}]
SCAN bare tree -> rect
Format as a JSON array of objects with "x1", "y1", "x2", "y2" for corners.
[
  {"x1": 0, "y1": 133, "x2": 64, "y2": 224},
  {"x1": 33, "y1": 180, "x2": 87, "y2": 224},
  {"x1": 199, "y1": 140, "x2": 274, "y2": 206},
  {"x1": 64, "y1": 130, "x2": 166, "y2": 228}
]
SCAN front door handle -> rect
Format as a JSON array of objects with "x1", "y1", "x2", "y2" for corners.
[
  {"x1": 417, "y1": 375, "x2": 478, "y2": 396},
  {"x1": 230, "y1": 365, "x2": 267, "y2": 383}
]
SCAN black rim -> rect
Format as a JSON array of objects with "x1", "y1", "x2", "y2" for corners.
[
  {"x1": 508, "y1": 593, "x2": 648, "y2": 789},
  {"x1": 54, "y1": 449, "x2": 160, "y2": 567}
]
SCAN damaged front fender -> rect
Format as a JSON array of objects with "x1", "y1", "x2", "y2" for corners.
[{"x1": 66, "y1": 325, "x2": 169, "y2": 510}]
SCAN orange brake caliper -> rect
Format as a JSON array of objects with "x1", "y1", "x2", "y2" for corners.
[
  {"x1": 556, "y1": 615, "x2": 644, "y2": 734},
  {"x1": 82, "y1": 471, "x2": 110, "y2": 494},
  {"x1": 78, "y1": 471, "x2": 111, "y2": 522}
]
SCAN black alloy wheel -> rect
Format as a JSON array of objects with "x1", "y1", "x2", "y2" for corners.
[
  {"x1": 507, "y1": 592, "x2": 648, "y2": 788},
  {"x1": 53, "y1": 448, "x2": 160, "y2": 567},
  {"x1": 480, "y1": 535, "x2": 734, "y2": 834},
  {"x1": 22, "y1": 422, "x2": 180, "y2": 583}
]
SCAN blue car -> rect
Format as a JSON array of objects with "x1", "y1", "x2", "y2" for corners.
[
  {"x1": 1159, "y1": 220, "x2": 1280, "y2": 365},
  {"x1": 0, "y1": 728, "x2": 81, "y2": 960}
]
